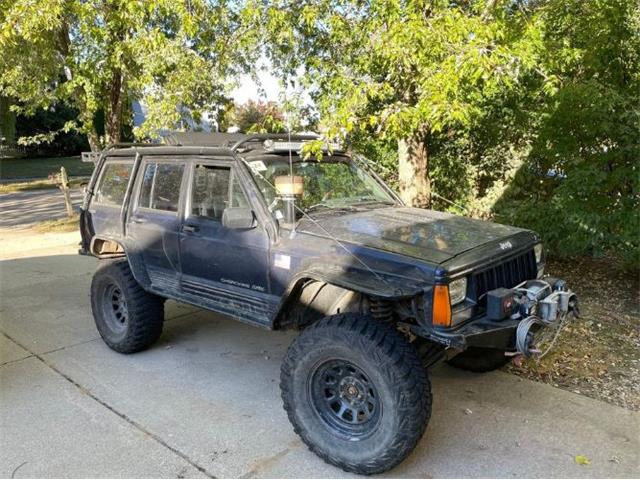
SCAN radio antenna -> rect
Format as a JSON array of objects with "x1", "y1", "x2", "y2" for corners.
[{"x1": 285, "y1": 89, "x2": 296, "y2": 232}]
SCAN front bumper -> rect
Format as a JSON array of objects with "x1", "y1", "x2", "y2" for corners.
[
  {"x1": 412, "y1": 316, "x2": 524, "y2": 351},
  {"x1": 414, "y1": 278, "x2": 579, "y2": 356}
]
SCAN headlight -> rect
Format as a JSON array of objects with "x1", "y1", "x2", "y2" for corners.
[
  {"x1": 448, "y1": 278, "x2": 467, "y2": 305},
  {"x1": 534, "y1": 243, "x2": 543, "y2": 264}
]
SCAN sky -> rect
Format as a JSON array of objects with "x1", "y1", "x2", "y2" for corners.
[
  {"x1": 230, "y1": 60, "x2": 313, "y2": 108},
  {"x1": 231, "y1": 70, "x2": 282, "y2": 103}
]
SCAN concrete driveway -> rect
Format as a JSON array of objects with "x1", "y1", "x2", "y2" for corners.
[
  {"x1": 0, "y1": 189, "x2": 83, "y2": 228},
  {"x1": 0, "y1": 232, "x2": 638, "y2": 478}
]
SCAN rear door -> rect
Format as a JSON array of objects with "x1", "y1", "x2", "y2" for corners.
[
  {"x1": 127, "y1": 157, "x2": 187, "y2": 294},
  {"x1": 178, "y1": 160, "x2": 276, "y2": 324},
  {"x1": 89, "y1": 158, "x2": 134, "y2": 238}
]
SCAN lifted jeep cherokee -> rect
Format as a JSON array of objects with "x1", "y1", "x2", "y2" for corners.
[{"x1": 79, "y1": 133, "x2": 578, "y2": 475}]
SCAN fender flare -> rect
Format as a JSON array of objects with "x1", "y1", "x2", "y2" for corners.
[
  {"x1": 90, "y1": 237, "x2": 155, "y2": 292},
  {"x1": 272, "y1": 267, "x2": 423, "y2": 329}
]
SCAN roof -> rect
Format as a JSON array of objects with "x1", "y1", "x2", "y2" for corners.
[
  {"x1": 84, "y1": 132, "x2": 337, "y2": 161},
  {"x1": 163, "y1": 132, "x2": 321, "y2": 151}
]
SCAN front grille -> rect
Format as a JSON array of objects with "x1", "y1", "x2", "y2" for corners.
[{"x1": 474, "y1": 249, "x2": 536, "y2": 303}]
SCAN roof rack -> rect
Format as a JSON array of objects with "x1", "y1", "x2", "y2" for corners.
[
  {"x1": 164, "y1": 132, "x2": 248, "y2": 148},
  {"x1": 81, "y1": 142, "x2": 159, "y2": 162},
  {"x1": 230, "y1": 133, "x2": 321, "y2": 151},
  {"x1": 81, "y1": 133, "x2": 331, "y2": 162},
  {"x1": 163, "y1": 132, "x2": 323, "y2": 151}
]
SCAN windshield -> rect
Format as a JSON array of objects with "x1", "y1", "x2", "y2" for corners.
[{"x1": 245, "y1": 156, "x2": 397, "y2": 218}]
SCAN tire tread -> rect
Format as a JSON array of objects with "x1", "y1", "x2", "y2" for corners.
[
  {"x1": 91, "y1": 259, "x2": 164, "y2": 354},
  {"x1": 281, "y1": 313, "x2": 432, "y2": 475}
]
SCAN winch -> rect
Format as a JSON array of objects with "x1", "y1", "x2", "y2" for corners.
[{"x1": 485, "y1": 278, "x2": 579, "y2": 357}]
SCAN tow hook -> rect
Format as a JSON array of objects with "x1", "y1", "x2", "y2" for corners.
[
  {"x1": 504, "y1": 350, "x2": 524, "y2": 366},
  {"x1": 511, "y1": 354, "x2": 524, "y2": 367}
]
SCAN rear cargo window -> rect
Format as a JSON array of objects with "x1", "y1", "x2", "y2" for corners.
[
  {"x1": 95, "y1": 163, "x2": 133, "y2": 206},
  {"x1": 138, "y1": 162, "x2": 185, "y2": 212}
]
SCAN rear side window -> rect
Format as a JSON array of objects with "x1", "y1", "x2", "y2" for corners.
[
  {"x1": 191, "y1": 165, "x2": 249, "y2": 221},
  {"x1": 138, "y1": 162, "x2": 185, "y2": 212},
  {"x1": 95, "y1": 162, "x2": 133, "y2": 206}
]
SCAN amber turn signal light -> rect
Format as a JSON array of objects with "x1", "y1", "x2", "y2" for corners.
[{"x1": 432, "y1": 284, "x2": 452, "y2": 327}]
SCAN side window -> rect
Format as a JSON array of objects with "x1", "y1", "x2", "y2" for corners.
[
  {"x1": 230, "y1": 174, "x2": 249, "y2": 209},
  {"x1": 138, "y1": 162, "x2": 185, "y2": 212},
  {"x1": 95, "y1": 162, "x2": 132, "y2": 206},
  {"x1": 191, "y1": 165, "x2": 249, "y2": 221}
]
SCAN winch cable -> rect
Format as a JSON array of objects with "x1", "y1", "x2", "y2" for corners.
[
  {"x1": 515, "y1": 291, "x2": 579, "y2": 358},
  {"x1": 241, "y1": 158, "x2": 392, "y2": 287}
]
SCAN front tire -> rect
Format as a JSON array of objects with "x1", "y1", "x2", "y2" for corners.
[
  {"x1": 281, "y1": 313, "x2": 431, "y2": 475},
  {"x1": 91, "y1": 259, "x2": 164, "y2": 353},
  {"x1": 446, "y1": 347, "x2": 510, "y2": 372}
]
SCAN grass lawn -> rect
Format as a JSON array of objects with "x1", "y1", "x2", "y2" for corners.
[
  {"x1": 32, "y1": 213, "x2": 80, "y2": 233},
  {"x1": 0, "y1": 156, "x2": 95, "y2": 180},
  {"x1": 0, "y1": 177, "x2": 89, "y2": 194}
]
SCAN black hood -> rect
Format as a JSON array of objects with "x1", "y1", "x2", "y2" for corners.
[{"x1": 298, "y1": 207, "x2": 537, "y2": 265}]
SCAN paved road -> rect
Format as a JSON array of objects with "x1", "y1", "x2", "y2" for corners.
[
  {"x1": 0, "y1": 189, "x2": 83, "y2": 228},
  {"x1": 0, "y1": 233, "x2": 638, "y2": 478}
]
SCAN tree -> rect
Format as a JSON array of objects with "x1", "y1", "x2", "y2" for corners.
[
  {"x1": 0, "y1": 0, "x2": 257, "y2": 150},
  {"x1": 231, "y1": 100, "x2": 287, "y2": 133},
  {"x1": 493, "y1": 0, "x2": 640, "y2": 268},
  {"x1": 259, "y1": 0, "x2": 543, "y2": 206},
  {"x1": 16, "y1": 102, "x2": 89, "y2": 156}
]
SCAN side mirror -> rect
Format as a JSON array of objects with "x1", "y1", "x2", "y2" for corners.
[{"x1": 222, "y1": 207, "x2": 257, "y2": 229}]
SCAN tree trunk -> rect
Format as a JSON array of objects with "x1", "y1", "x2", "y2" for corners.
[
  {"x1": 0, "y1": 96, "x2": 16, "y2": 145},
  {"x1": 86, "y1": 129, "x2": 101, "y2": 152},
  {"x1": 398, "y1": 133, "x2": 431, "y2": 208},
  {"x1": 105, "y1": 69, "x2": 123, "y2": 146}
]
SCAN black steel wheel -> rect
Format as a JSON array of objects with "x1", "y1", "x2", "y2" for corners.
[
  {"x1": 281, "y1": 313, "x2": 432, "y2": 475},
  {"x1": 91, "y1": 259, "x2": 164, "y2": 353},
  {"x1": 310, "y1": 359, "x2": 381, "y2": 439},
  {"x1": 102, "y1": 284, "x2": 129, "y2": 334}
]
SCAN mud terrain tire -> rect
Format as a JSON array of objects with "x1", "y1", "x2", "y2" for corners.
[
  {"x1": 281, "y1": 313, "x2": 431, "y2": 475},
  {"x1": 91, "y1": 259, "x2": 164, "y2": 353}
]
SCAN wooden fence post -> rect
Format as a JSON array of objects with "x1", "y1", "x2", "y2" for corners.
[{"x1": 59, "y1": 166, "x2": 74, "y2": 218}]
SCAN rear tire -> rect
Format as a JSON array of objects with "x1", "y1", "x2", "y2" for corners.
[
  {"x1": 91, "y1": 259, "x2": 164, "y2": 353},
  {"x1": 281, "y1": 313, "x2": 431, "y2": 475},
  {"x1": 446, "y1": 347, "x2": 510, "y2": 372}
]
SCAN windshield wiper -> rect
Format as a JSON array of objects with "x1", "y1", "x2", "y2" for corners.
[
  {"x1": 303, "y1": 203, "x2": 359, "y2": 214},
  {"x1": 349, "y1": 198, "x2": 396, "y2": 207},
  {"x1": 303, "y1": 203, "x2": 332, "y2": 214}
]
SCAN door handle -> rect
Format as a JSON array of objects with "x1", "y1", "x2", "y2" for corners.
[
  {"x1": 131, "y1": 217, "x2": 147, "y2": 224},
  {"x1": 182, "y1": 224, "x2": 199, "y2": 233}
]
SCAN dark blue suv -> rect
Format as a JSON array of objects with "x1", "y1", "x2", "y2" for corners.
[{"x1": 79, "y1": 133, "x2": 577, "y2": 474}]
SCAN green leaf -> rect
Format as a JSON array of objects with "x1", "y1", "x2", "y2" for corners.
[{"x1": 575, "y1": 455, "x2": 591, "y2": 466}]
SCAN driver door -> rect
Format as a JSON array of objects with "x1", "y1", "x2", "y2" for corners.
[{"x1": 178, "y1": 160, "x2": 277, "y2": 325}]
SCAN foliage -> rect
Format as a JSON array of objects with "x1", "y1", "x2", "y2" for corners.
[
  {"x1": 260, "y1": 0, "x2": 540, "y2": 137},
  {"x1": 15, "y1": 103, "x2": 89, "y2": 156},
  {"x1": 231, "y1": 100, "x2": 286, "y2": 133},
  {"x1": 493, "y1": 0, "x2": 640, "y2": 269},
  {"x1": 0, "y1": 0, "x2": 257, "y2": 149},
  {"x1": 256, "y1": 0, "x2": 547, "y2": 206}
]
